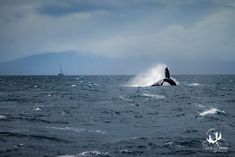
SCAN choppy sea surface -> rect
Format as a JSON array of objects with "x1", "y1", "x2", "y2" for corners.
[{"x1": 0, "y1": 75, "x2": 234, "y2": 157}]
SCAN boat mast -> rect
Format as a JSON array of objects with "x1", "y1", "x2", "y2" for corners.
[{"x1": 59, "y1": 64, "x2": 62, "y2": 74}]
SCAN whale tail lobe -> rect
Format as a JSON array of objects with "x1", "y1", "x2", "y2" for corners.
[{"x1": 165, "y1": 67, "x2": 170, "y2": 79}]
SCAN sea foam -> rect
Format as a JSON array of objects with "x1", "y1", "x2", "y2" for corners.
[
  {"x1": 119, "y1": 96, "x2": 133, "y2": 102},
  {"x1": 35, "y1": 107, "x2": 41, "y2": 111},
  {"x1": 58, "y1": 151, "x2": 109, "y2": 157},
  {"x1": 0, "y1": 115, "x2": 6, "y2": 119},
  {"x1": 187, "y1": 83, "x2": 200, "y2": 86},
  {"x1": 199, "y1": 107, "x2": 226, "y2": 116},
  {"x1": 51, "y1": 127, "x2": 106, "y2": 134},
  {"x1": 143, "y1": 93, "x2": 165, "y2": 99}
]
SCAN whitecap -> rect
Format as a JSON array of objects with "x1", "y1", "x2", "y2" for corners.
[
  {"x1": 143, "y1": 93, "x2": 165, "y2": 99},
  {"x1": 0, "y1": 115, "x2": 7, "y2": 119},
  {"x1": 51, "y1": 126, "x2": 85, "y2": 133},
  {"x1": 199, "y1": 107, "x2": 226, "y2": 116},
  {"x1": 17, "y1": 143, "x2": 24, "y2": 147},
  {"x1": 58, "y1": 151, "x2": 109, "y2": 157},
  {"x1": 51, "y1": 127, "x2": 105, "y2": 134},
  {"x1": 164, "y1": 141, "x2": 174, "y2": 146},
  {"x1": 120, "y1": 149, "x2": 131, "y2": 153},
  {"x1": 164, "y1": 141, "x2": 185, "y2": 148},
  {"x1": 35, "y1": 107, "x2": 41, "y2": 111},
  {"x1": 195, "y1": 103, "x2": 205, "y2": 108},
  {"x1": 88, "y1": 129, "x2": 106, "y2": 134},
  {"x1": 187, "y1": 83, "x2": 200, "y2": 86},
  {"x1": 119, "y1": 96, "x2": 132, "y2": 102},
  {"x1": 78, "y1": 151, "x2": 109, "y2": 157},
  {"x1": 71, "y1": 84, "x2": 76, "y2": 87}
]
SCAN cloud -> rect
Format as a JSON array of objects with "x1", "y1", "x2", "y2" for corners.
[
  {"x1": 36, "y1": 0, "x2": 163, "y2": 17},
  {"x1": 75, "y1": 8, "x2": 235, "y2": 61},
  {"x1": 0, "y1": 0, "x2": 235, "y2": 67}
]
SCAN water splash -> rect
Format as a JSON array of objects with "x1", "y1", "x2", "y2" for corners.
[
  {"x1": 128, "y1": 64, "x2": 178, "y2": 87},
  {"x1": 128, "y1": 64, "x2": 166, "y2": 87},
  {"x1": 199, "y1": 107, "x2": 226, "y2": 116}
]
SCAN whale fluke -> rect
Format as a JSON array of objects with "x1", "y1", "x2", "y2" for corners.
[{"x1": 151, "y1": 67, "x2": 176, "y2": 86}]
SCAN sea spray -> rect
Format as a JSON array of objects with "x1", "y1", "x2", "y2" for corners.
[
  {"x1": 128, "y1": 64, "x2": 167, "y2": 87},
  {"x1": 128, "y1": 64, "x2": 178, "y2": 87}
]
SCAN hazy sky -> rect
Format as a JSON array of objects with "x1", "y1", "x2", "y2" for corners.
[{"x1": 0, "y1": 0, "x2": 235, "y2": 73}]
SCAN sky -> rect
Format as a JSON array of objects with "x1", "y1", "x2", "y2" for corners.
[{"x1": 0, "y1": 0, "x2": 235, "y2": 74}]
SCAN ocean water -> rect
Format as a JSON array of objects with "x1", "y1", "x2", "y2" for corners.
[{"x1": 0, "y1": 75, "x2": 234, "y2": 157}]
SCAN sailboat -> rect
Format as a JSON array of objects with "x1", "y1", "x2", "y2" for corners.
[{"x1": 58, "y1": 64, "x2": 64, "y2": 77}]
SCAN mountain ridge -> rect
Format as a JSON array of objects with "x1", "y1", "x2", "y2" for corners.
[{"x1": 0, "y1": 52, "x2": 146, "y2": 75}]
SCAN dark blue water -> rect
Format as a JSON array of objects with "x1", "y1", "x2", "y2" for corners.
[{"x1": 0, "y1": 75, "x2": 234, "y2": 157}]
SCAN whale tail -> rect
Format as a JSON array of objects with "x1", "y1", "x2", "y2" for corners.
[{"x1": 151, "y1": 67, "x2": 176, "y2": 86}]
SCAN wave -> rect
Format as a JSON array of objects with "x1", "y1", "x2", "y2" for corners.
[
  {"x1": 143, "y1": 93, "x2": 165, "y2": 99},
  {"x1": 164, "y1": 141, "x2": 185, "y2": 148},
  {"x1": 51, "y1": 126, "x2": 85, "y2": 132},
  {"x1": 58, "y1": 151, "x2": 110, "y2": 157},
  {"x1": 0, "y1": 115, "x2": 7, "y2": 119},
  {"x1": 128, "y1": 64, "x2": 178, "y2": 87},
  {"x1": 8, "y1": 116, "x2": 68, "y2": 124},
  {"x1": 119, "y1": 96, "x2": 133, "y2": 102},
  {"x1": 120, "y1": 149, "x2": 130, "y2": 153},
  {"x1": 35, "y1": 107, "x2": 42, "y2": 111},
  {"x1": 51, "y1": 127, "x2": 106, "y2": 134},
  {"x1": 120, "y1": 149, "x2": 144, "y2": 155},
  {"x1": 0, "y1": 131, "x2": 69, "y2": 143},
  {"x1": 195, "y1": 103, "x2": 205, "y2": 108},
  {"x1": 199, "y1": 107, "x2": 226, "y2": 116},
  {"x1": 187, "y1": 83, "x2": 200, "y2": 86}
]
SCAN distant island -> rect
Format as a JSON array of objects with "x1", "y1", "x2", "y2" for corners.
[{"x1": 0, "y1": 52, "x2": 234, "y2": 75}]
